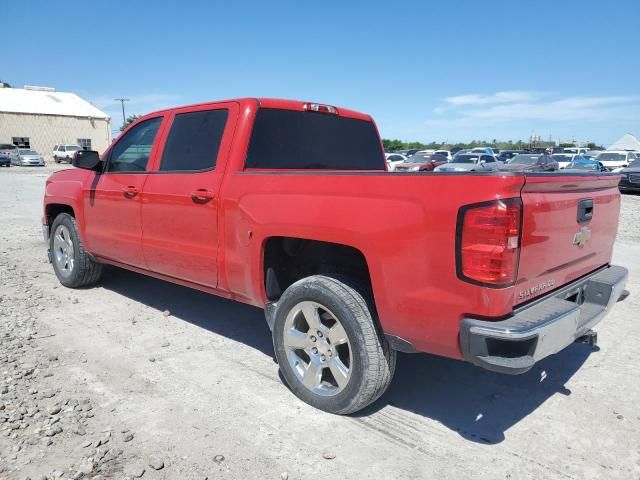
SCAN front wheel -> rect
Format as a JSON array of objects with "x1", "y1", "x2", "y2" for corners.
[
  {"x1": 50, "y1": 213, "x2": 103, "y2": 288},
  {"x1": 273, "y1": 275, "x2": 396, "y2": 414}
]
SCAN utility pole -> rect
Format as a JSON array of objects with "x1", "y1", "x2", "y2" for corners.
[{"x1": 114, "y1": 98, "x2": 130, "y2": 126}]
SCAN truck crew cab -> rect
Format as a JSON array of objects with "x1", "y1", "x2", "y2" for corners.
[{"x1": 43, "y1": 98, "x2": 627, "y2": 414}]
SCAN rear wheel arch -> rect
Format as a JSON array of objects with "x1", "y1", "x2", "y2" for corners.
[{"x1": 261, "y1": 236, "x2": 375, "y2": 304}]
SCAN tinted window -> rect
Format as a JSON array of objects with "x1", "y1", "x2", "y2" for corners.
[
  {"x1": 482, "y1": 155, "x2": 495, "y2": 162},
  {"x1": 107, "y1": 117, "x2": 162, "y2": 173},
  {"x1": 246, "y1": 109, "x2": 385, "y2": 170},
  {"x1": 160, "y1": 109, "x2": 228, "y2": 172}
]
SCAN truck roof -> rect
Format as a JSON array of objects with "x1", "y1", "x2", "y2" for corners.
[{"x1": 142, "y1": 98, "x2": 373, "y2": 122}]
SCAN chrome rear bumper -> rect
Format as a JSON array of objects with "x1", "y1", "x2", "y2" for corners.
[{"x1": 460, "y1": 265, "x2": 628, "y2": 374}]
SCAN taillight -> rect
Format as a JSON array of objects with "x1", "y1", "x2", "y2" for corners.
[
  {"x1": 303, "y1": 103, "x2": 338, "y2": 114},
  {"x1": 456, "y1": 198, "x2": 522, "y2": 287}
]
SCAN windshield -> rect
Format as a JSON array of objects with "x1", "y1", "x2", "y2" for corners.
[
  {"x1": 453, "y1": 154, "x2": 480, "y2": 164},
  {"x1": 19, "y1": 149, "x2": 38, "y2": 155},
  {"x1": 597, "y1": 153, "x2": 625, "y2": 161},
  {"x1": 508, "y1": 155, "x2": 539, "y2": 165},
  {"x1": 566, "y1": 161, "x2": 597, "y2": 170}
]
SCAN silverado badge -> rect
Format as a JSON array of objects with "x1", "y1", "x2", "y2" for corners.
[{"x1": 573, "y1": 226, "x2": 592, "y2": 248}]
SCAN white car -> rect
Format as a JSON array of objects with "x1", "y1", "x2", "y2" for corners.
[
  {"x1": 434, "y1": 149, "x2": 453, "y2": 161},
  {"x1": 563, "y1": 147, "x2": 589, "y2": 155},
  {"x1": 385, "y1": 153, "x2": 408, "y2": 171},
  {"x1": 53, "y1": 144, "x2": 82, "y2": 163},
  {"x1": 596, "y1": 150, "x2": 638, "y2": 171},
  {"x1": 471, "y1": 147, "x2": 499, "y2": 156},
  {"x1": 552, "y1": 153, "x2": 583, "y2": 169}
]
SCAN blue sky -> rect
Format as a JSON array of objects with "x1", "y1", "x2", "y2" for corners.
[{"x1": 3, "y1": 0, "x2": 639, "y2": 145}]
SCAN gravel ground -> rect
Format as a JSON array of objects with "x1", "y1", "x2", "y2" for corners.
[{"x1": 0, "y1": 164, "x2": 639, "y2": 479}]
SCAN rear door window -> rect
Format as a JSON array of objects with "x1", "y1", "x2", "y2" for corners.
[
  {"x1": 160, "y1": 109, "x2": 229, "y2": 172},
  {"x1": 245, "y1": 108, "x2": 385, "y2": 170}
]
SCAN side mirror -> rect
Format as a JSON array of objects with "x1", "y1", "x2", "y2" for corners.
[{"x1": 73, "y1": 150, "x2": 103, "y2": 172}]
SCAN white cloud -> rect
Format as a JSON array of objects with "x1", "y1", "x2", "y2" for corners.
[
  {"x1": 443, "y1": 90, "x2": 544, "y2": 106},
  {"x1": 433, "y1": 91, "x2": 640, "y2": 123}
]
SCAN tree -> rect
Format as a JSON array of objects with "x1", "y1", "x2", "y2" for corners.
[
  {"x1": 120, "y1": 114, "x2": 141, "y2": 131},
  {"x1": 586, "y1": 142, "x2": 605, "y2": 150},
  {"x1": 0, "y1": 80, "x2": 11, "y2": 88}
]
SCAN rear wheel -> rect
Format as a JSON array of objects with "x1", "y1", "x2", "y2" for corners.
[
  {"x1": 273, "y1": 275, "x2": 396, "y2": 414},
  {"x1": 50, "y1": 213, "x2": 103, "y2": 288}
]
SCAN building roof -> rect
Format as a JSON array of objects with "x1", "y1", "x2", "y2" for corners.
[
  {"x1": 0, "y1": 87, "x2": 109, "y2": 119},
  {"x1": 608, "y1": 133, "x2": 640, "y2": 151}
]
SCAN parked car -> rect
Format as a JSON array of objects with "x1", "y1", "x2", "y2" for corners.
[
  {"x1": 385, "y1": 153, "x2": 408, "y2": 171},
  {"x1": 501, "y1": 154, "x2": 558, "y2": 172},
  {"x1": 498, "y1": 150, "x2": 529, "y2": 162},
  {"x1": 42, "y1": 97, "x2": 627, "y2": 414},
  {"x1": 14, "y1": 149, "x2": 46, "y2": 166},
  {"x1": 53, "y1": 144, "x2": 82, "y2": 163},
  {"x1": 582, "y1": 150, "x2": 604, "y2": 161},
  {"x1": 618, "y1": 159, "x2": 640, "y2": 193},
  {"x1": 563, "y1": 147, "x2": 589, "y2": 155},
  {"x1": 393, "y1": 153, "x2": 448, "y2": 172},
  {"x1": 434, "y1": 149, "x2": 452, "y2": 161},
  {"x1": 434, "y1": 153, "x2": 503, "y2": 172},
  {"x1": 597, "y1": 151, "x2": 637, "y2": 171},
  {"x1": 0, "y1": 143, "x2": 18, "y2": 163},
  {"x1": 552, "y1": 153, "x2": 584, "y2": 169},
  {"x1": 0, "y1": 152, "x2": 11, "y2": 167},
  {"x1": 562, "y1": 159, "x2": 608, "y2": 173},
  {"x1": 452, "y1": 148, "x2": 472, "y2": 159},
  {"x1": 470, "y1": 147, "x2": 499, "y2": 156}
]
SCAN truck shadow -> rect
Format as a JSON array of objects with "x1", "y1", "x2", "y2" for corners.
[
  {"x1": 361, "y1": 345, "x2": 592, "y2": 444},
  {"x1": 100, "y1": 267, "x2": 594, "y2": 445},
  {"x1": 99, "y1": 267, "x2": 274, "y2": 357}
]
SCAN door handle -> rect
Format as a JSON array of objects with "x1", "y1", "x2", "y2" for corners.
[
  {"x1": 123, "y1": 186, "x2": 139, "y2": 198},
  {"x1": 191, "y1": 189, "x2": 215, "y2": 203}
]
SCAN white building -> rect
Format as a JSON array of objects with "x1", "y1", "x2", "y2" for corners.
[{"x1": 0, "y1": 85, "x2": 111, "y2": 160}]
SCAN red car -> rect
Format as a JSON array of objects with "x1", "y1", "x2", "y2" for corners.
[
  {"x1": 392, "y1": 152, "x2": 448, "y2": 172},
  {"x1": 43, "y1": 98, "x2": 627, "y2": 414}
]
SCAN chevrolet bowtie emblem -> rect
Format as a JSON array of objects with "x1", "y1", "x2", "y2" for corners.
[{"x1": 573, "y1": 226, "x2": 591, "y2": 248}]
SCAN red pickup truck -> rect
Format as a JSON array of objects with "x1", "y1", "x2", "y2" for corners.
[{"x1": 43, "y1": 98, "x2": 628, "y2": 414}]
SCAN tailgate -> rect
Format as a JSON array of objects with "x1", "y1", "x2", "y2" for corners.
[{"x1": 515, "y1": 174, "x2": 621, "y2": 305}]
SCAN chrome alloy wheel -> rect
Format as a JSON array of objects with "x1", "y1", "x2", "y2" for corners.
[
  {"x1": 53, "y1": 224, "x2": 74, "y2": 278},
  {"x1": 282, "y1": 301, "x2": 352, "y2": 396}
]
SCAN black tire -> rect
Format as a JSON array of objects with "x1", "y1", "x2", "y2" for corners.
[
  {"x1": 273, "y1": 275, "x2": 396, "y2": 414},
  {"x1": 54, "y1": 158, "x2": 60, "y2": 164},
  {"x1": 50, "y1": 213, "x2": 103, "y2": 288}
]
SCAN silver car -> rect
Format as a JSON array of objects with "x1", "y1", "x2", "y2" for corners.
[
  {"x1": 14, "y1": 149, "x2": 46, "y2": 166},
  {"x1": 434, "y1": 153, "x2": 503, "y2": 172}
]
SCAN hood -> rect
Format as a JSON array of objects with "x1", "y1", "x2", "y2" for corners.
[
  {"x1": 621, "y1": 166, "x2": 640, "y2": 173},
  {"x1": 394, "y1": 162, "x2": 424, "y2": 170},
  {"x1": 435, "y1": 162, "x2": 483, "y2": 172},
  {"x1": 501, "y1": 163, "x2": 537, "y2": 172}
]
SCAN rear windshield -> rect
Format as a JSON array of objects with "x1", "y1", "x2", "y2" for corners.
[
  {"x1": 509, "y1": 155, "x2": 539, "y2": 165},
  {"x1": 598, "y1": 153, "x2": 625, "y2": 161},
  {"x1": 245, "y1": 109, "x2": 385, "y2": 170},
  {"x1": 453, "y1": 154, "x2": 481, "y2": 164}
]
